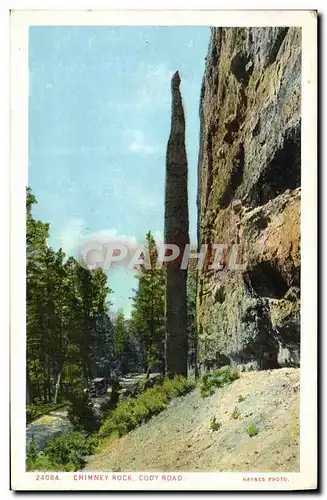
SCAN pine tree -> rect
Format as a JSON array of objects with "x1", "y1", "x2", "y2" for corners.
[
  {"x1": 114, "y1": 309, "x2": 125, "y2": 355},
  {"x1": 26, "y1": 187, "x2": 113, "y2": 407},
  {"x1": 130, "y1": 231, "x2": 165, "y2": 375}
]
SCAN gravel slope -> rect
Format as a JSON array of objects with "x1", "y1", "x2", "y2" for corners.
[{"x1": 87, "y1": 368, "x2": 299, "y2": 472}]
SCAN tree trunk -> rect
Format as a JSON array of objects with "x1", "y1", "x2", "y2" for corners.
[
  {"x1": 53, "y1": 366, "x2": 63, "y2": 404},
  {"x1": 164, "y1": 71, "x2": 189, "y2": 377}
]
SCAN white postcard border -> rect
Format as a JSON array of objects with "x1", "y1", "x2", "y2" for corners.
[{"x1": 10, "y1": 9, "x2": 317, "y2": 491}]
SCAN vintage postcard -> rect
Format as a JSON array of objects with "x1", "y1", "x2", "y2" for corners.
[{"x1": 10, "y1": 9, "x2": 317, "y2": 491}]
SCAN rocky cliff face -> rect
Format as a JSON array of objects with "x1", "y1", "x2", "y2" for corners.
[{"x1": 197, "y1": 27, "x2": 301, "y2": 370}]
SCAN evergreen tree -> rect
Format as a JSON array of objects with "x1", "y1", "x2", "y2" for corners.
[
  {"x1": 114, "y1": 309, "x2": 125, "y2": 355},
  {"x1": 26, "y1": 187, "x2": 114, "y2": 407},
  {"x1": 130, "y1": 231, "x2": 165, "y2": 375}
]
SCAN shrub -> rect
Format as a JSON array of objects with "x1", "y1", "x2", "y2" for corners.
[
  {"x1": 136, "y1": 387, "x2": 167, "y2": 414},
  {"x1": 99, "y1": 375, "x2": 194, "y2": 439},
  {"x1": 28, "y1": 451, "x2": 66, "y2": 471},
  {"x1": 209, "y1": 415, "x2": 221, "y2": 432},
  {"x1": 26, "y1": 431, "x2": 98, "y2": 471},
  {"x1": 198, "y1": 367, "x2": 240, "y2": 397},
  {"x1": 26, "y1": 439, "x2": 38, "y2": 470},
  {"x1": 232, "y1": 407, "x2": 240, "y2": 419},
  {"x1": 238, "y1": 394, "x2": 245, "y2": 403},
  {"x1": 162, "y1": 377, "x2": 178, "y2": 397},
  {"x1": 247, "y1": 424, "x2": 259, "y2": 437},
  {"x1": 171, "y1": 375, "x2": 194, "y2": 395},
  {"x1": 162, "y1": 375, "x2": 194, "y2": 398}
]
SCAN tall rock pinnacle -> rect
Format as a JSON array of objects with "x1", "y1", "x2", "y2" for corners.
[{"x1": 164, "y1": 71, "x2": 190, "y2": 377}]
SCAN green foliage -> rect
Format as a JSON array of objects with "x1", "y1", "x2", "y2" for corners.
[
  {"x1": 26, "y1": 431, "x2": 98, "y2": 472},
  {"x1": 26, "y1": 402, "x2": 67, "y2": 424},
  {"x1": 67, "y1": 393, "x2": 100, "y2": 433},
  {"x1": 26, "y1": 187, "x2": 115, "y2": 410},
  {"x1": 114, "y1": 309, "x2": 126, "y2": 354},
  {"x1": 198, "y1": 367, "x2": 240, "y2": 398},
  {"x1": 232, "y1": 407, "x2": 240, "y2": 419},
  {"x1": 209, "y1": 415, "x2": 221, "y2": 431},
  {"x1": 237, "y1": 394, "x2": 245, "y2": 403},
  {"x1": 99, "y1": 376, "x2": 194, "y2": 439},
  {"x1": 162, "y1": 374, "x2": 194, "y2": 397},
  {"x1": 113, "y1": 311, "x2": 144, "y2": 374},
  {"x1": 129, "y1": 231, "x2": 165, "y2": 371},
  {"x1": 26, "y1": 439, "x2": 38, "y2": 470},
  {"x1": 247, "y1": 424, "x2": 259, "y2": 437}
]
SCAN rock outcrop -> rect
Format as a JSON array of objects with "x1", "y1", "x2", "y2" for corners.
[
  {"x1": 165, "y1": 71, "x2": 190, "y2": 377},
  {"x1": 197, "y1": 28, "x2": 301, "y2": 370}
]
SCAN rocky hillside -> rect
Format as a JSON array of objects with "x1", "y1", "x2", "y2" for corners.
[
  {"x1": 87, "y1": 368, "x2": 299, "y2": 472},
  {"x1": 197, "y1": 28, "x2": 301, "y2": 370}
]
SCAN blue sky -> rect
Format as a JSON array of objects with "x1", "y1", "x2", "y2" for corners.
[{"x1": 29, "y1": 26, "x2": 210, "y2": 315}]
